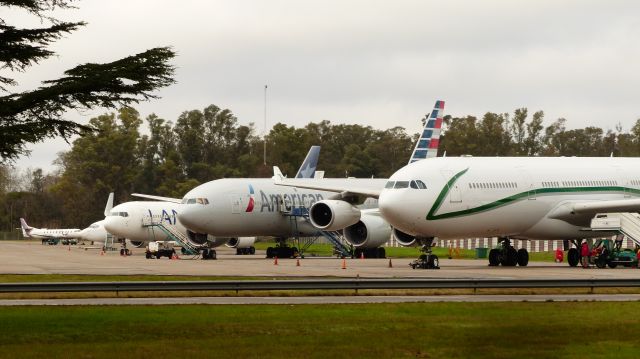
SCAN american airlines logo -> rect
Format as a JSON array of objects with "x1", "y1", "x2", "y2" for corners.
[{"x1": 258, "y1": 190, "x2": 323, "y2": 212}]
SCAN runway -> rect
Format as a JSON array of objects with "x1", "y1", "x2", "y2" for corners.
[
  {"x1": 1, "y1": 293, "x2": 640, "y2": 306},
  {"x1": 2, "y1": 240, "x2": 640, "y2": 279}
]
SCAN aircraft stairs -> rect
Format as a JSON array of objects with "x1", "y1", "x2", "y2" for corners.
[
  {"x1": 589, "y1": 212, "x2": 640, "y2": 246},
  {"x1": 285, "y1": 207, "x2": 354, "y2": 258},
  {"x1": 141, "y1": 216, "x2": 203, "y2": 255}
]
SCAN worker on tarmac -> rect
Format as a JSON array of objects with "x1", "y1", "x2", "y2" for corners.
[
  {"x1": 581, "y1": 241, "x2": 590, "y2": 268},
  {"x1": 636, "y1": 249, "x2": 640, "y2": 269}
]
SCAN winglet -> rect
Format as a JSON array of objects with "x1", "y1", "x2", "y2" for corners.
[
  {"x1": 295, "y1": 145, "x2": 321, "y2": 178},
  {"x1": 273, "y1": 166, "x2": 285, "y2": 180},
  {"x1": 104, "y1": 192, "x2": 114, "y2": 217},
  {"x1": 409, "y1": 100, "x2": 445, "y2": 164}
]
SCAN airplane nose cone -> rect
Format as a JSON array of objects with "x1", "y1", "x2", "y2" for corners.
[
  {"x1": 177, "y1": 206, "x2": 211, "y2": 234},
  {"x1": 103, "y1": 217, "x2": 122, "y2": 236},
  {"x1": 379, "y1": 190, "x2": 416, "y2": 234}
]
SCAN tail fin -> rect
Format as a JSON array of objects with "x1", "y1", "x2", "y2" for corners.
[
  {"x1": 295, "y1": 146, "x2": 321, "y2": 178},
  {"x1": 19, "y1": 218, "x2": 32, "y2": 237},
  {"x1": 409, "y1": 100, "x2": 445, "y2": 164},
  {"x1": 104, "y1": 192, "x2": 114, "y2": 217}
]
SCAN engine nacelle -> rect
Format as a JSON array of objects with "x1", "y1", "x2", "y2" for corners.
[
  {"x1": 186, "y1": 231, "x2": 228, "y2": 247},
  {"x1": 392, "y1": 228, "x2": 417, "y2": 246},
  {"x1": 128, "y1": 240, "x2": 145, "y2": 248},
  {"x1": 225, "y1": 237, "x2": 257, "y2": 249},
  {"x1": 344, "y1": 213, "x2": 391, "y2": 248},
  {"x1": 309, "y1": 200, "x2": 361, "y2": 231}
]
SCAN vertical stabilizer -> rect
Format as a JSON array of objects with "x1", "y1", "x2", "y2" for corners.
[
  {"x1": 409, "y1": 100, "x2": 445, "y2": 164},
  {"x1": 104, "y1": 192, "x2": 114, "y2": 217},
  {"x1": 295, "y1": 146, "x2": 321, "y2": 178},
  {"x1": 19, "y1": 218, "x2": 32, "y2": 237}
]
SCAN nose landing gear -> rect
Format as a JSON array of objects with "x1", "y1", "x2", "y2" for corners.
[{"x1": 409, "y1": 238, "x2": 440, "y2": 269}]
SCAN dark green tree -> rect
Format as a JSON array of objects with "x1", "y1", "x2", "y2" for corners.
[{"x1": 0, "y1": 0, "x2": 175, "y2": 161}]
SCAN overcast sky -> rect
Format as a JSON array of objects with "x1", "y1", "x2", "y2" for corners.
[{"x1": 7, "y1": 0, "x2": 640, "y2": 172}]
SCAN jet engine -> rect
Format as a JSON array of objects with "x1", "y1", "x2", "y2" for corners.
[
  {"x1": 128, "y1": 240, "x2": 145, "y2": 248},
  {"x1": 225, "y1": 237, "x2": 257, "y2": 249},
  {"x1": 186, "y1": 231, "x2": 228, "y2": 248},
  {"x1": 344, "y1": 213, "x2": 391, "y2": 248},
  {"x1": 392, "y1": 228, "x2": 417, "y2": 246},
  {"x1": 309, "y1": 200, "x2": 361, "y2": 231}
]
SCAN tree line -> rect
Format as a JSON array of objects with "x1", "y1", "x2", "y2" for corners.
[{"x1": 2, "y1": 104, "x2": 640, "y2": 231}]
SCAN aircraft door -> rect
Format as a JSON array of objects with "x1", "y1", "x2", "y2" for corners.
[
  {"x1": 229, "y1": 195, "x2": 242, "y2": 214},
  {"x1": 517, "y1": 168, "x2": 536, "y2": 200},
  {"x1": 441, "y1": 170, "x2": 462, "y2": 203}
]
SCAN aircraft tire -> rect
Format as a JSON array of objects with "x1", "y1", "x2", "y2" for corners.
[
  {"x1": 266, "y1": 247, "x2": 274, "y2": 258},
  {"x1": 211, "y1": 250, "x2": 217, "y2": 260},
  {"x1": 517, "y1": 248, "x2": 529, "y2": 267},
  {"x1": 488, "y1": 249, "x2": 500, "y2": 266},
  {"x1": 249, "y1": 246, "x2": 256, "y2": 255},
  {"x1": 429, "y1": 254, "x2": 439, "y2": 269},
  {"x1": 502, "y1": 247, "x2": 518, "y2": 266},
  {"x1": 608, "y1": 262, "x2": 618, "y2": 269},
  {"x1": 567, "y1": 248, "x2": 580, "y2": 267}
]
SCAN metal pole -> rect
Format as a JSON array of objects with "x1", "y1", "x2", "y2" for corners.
[{"x1": 263, "y1": 85, "x2": 267, "y2": 166}]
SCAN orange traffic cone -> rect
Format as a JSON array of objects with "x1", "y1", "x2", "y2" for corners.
[
  {"x1": 274, "y1": 256, "x2": 278, "y2": 265},
  {"x1": 68, "y1": 245, "x2": 71, "y2": 252},
  {"x1": 388, "y1": 258, "x2": 393, "y2": 268},
  {"x1": 360, "y1": 251, "x2": 364, "y2": 260},
  {"x1": 296, "y1": 259, "x2": 300, "y2": 266},
  {"x1": 100, "y1": 250, "x2": 104, "y2": 256},
  {"x1": 341, "y1": 258, "x2": 347, "y2": 269}
]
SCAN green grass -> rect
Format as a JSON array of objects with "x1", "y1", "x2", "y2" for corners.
[{"x1": 0, "y1": 302, "x2": 639, "y2": 358}]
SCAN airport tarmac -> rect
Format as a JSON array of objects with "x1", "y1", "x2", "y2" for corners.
[{"x1": 2, "y1": 240, "x2": 640, "y2": 279}]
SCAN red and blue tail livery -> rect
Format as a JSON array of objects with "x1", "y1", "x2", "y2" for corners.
[{"x1": 409, "y1": 100, "x2": 444, "y2": 164}]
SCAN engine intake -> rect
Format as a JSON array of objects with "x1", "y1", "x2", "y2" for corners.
[
  {"x1": 344, "y1": 213, "x2": 391, "y2": 248},
  {"x1": 225, "y1": 237, "x2": 256, "y2": 248},
  {"x1": 392, "y1": 228, "x2": 416, "y2": 246},
  {"x1": 128, "y1": 240, "x2": 145, "y2": 248},
  {"x1": 309, "y1": 200, "x2": 361, "y2": 231}
]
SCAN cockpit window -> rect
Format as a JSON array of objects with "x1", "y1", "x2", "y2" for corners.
[
  {"x1": 182, "y1": 197, "x2": 210, "y2": 205},
  {"x1": 415, "y1": 180, "x2": 427, "y2": 189},
  {"x1": 410, "y1": 180, "x2": 419, "y2": 189},
  {"x1": 394, "y1": 181, "x2": 409, "y2": 189},
  {"x1": 109, "y1": 211, "x2": 128, "y2": 217},
  {"x1": 385, "y1": 181, "x2": 395, "y2": 189}
]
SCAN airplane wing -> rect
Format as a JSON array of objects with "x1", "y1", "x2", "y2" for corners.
[
  {"x1": 572, "y1": 199, "x2": 640, "y2": 214},
  {"x1": 131, "y1": 193, "x2": 182, "y2": 204},
  {"x1": 549, "y1": 198, "x2": 640, "y2": 222},
  {"x1": 273, "y1": 176, "x2": 382, "y2": 199}
]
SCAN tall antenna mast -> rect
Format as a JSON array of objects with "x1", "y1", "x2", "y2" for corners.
[{"x1": 263, "y1": 84, "x2": 267, "y2": 166}]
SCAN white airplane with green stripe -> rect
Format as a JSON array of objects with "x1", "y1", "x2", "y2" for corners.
[{"x1": 277, "y1": 153, "x2": 640, "y2": 267}]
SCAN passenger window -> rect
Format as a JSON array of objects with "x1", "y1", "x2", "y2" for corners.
[
  {"x1": 385, "y1": 181, "x2": 395, "y2": 189},
  {"x1": 394, "y1": 181, "x2": 409, "y2": 189}
]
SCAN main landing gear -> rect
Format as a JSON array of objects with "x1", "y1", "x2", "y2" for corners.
[
  {"x1": 488, "y1": 238, "x2": 528, "y2": 267},
  {"x1": 567, "y1": 240, "x2": 581, "y2": 267},
  {"x1": 201, "y1": 248, "x2": 216, "y2": 260},
  {"x1": 236, "y1": 247, "x2": 256, "y2": 255},
  {"x1": 266, "y1": 238, "x2": 299, "y2": 259},
  {"x1": 409, "y1": 238, "x2": 439, "y2": 269}
]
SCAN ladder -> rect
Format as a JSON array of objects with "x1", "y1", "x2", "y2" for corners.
[
  {"x1": 285, "y1": 207, "x2": 353, "y2": 258},
  {"x1": 141, "y1": 216, "x2": 203, "y2": 254},
  {"x1": 590, "y1": 212, "x2": 640, "y2": 246}
]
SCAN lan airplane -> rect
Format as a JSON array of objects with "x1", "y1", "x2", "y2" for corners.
[
  {"x1": 20, "y1": 218, "x2": 81, "y2": 241},
  {"x1": 110, "y1": 146, "x2": 324, "y2": 259},
  {"x1": 275, "y1": 108, "x2": 640, "y2": 268}
]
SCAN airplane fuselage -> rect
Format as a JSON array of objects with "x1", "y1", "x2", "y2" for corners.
[
  {"x1": 178, "y1": 178, "x2": 386, "y2": 237},
  {"x1": 379, "y1": 157, "x2": 640, "y2": 240}
]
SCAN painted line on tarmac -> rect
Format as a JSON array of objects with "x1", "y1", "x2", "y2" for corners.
[{"x1": 1, "y1": 294, "x2": 640, "y2": 306}]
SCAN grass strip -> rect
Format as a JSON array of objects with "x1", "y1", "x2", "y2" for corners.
[{"x1": 0, "y1": 302, "x2": 639, "y2": 358}]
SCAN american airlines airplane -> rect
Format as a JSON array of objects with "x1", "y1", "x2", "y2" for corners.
[
  {"x1": 20, "y1": 218, "x2": 81, "y2": 242},
  {"x1": 110, "y1": 146, "x2": 324, "y2": 259},
  {"x1": 275, "y1": 107, "x2": 640, "y2": 269}
]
